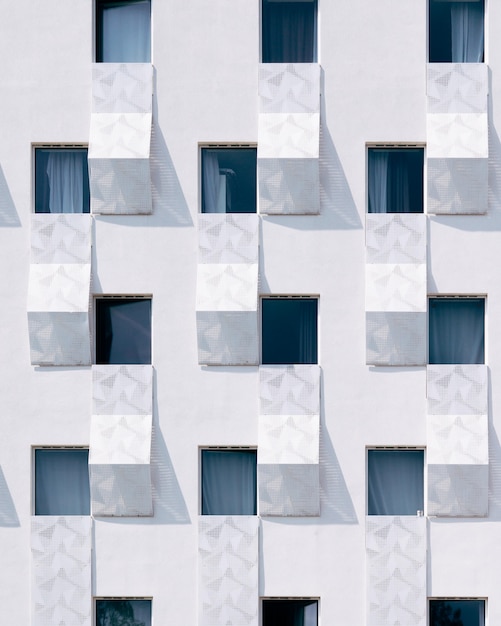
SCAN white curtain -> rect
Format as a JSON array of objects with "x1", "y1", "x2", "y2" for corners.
[
  {"x1": 202, "y1": 451, "x2": 256, "y2": 515},
  {"x1": 35, "y1": 449, "x2": 90, "y2": 515},
  {"x1": 368, "y1": 450, "x2": 424, "y2": 515},
  {"x1": 202, "y1": 152, "x2": 225, "y2": 213},
  {"x1": 429, "y1": 298, "x2": 484, "y2": 364},
  {"x1": 368, "y1": 151, "x2": 389, "y2": 214},
  {"x1": 451, "y1": 1, "x2": 484, "y2": 63},
  {"x1": 102, "y1": 0, "x2": 151, "y2": 63},
  {"x1": 46, "y1": 151, "x2": 86, "y2": 213}
]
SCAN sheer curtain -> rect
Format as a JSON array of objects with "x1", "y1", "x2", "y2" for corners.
[
  {"x1": 368, "y1": 151, "x2": 418, "y2": 213},
  {"x1": 368, "y1": 450, "x2": 424, "y2": 515},
  {"x1": 368, "y1": 151, "x2": 389, "y2": 213},
  {"x1": 202, "y1": 450, "x2": 257, "y2": 515},
  {"x1": 262, "y1": 1, "x2": 317, "y2": 63},
  {"x1": 298, "y1": 299, "x2": 318, "y2": 364},
  {"x1": 101, "y1": 0, "x2": 151, "y2": 63},
  {"x1": 451, "y1": 1, "x2": 484, "y2": 63},
  {"x1": 429, "y1": 298, "x2": 485, "y2": 364},
  {"x1": 46, "y1": 151, "x2": 86, "y2": 213},
  {"x1": 35, "y1": 449, "x2": 90, "y2": 515}
]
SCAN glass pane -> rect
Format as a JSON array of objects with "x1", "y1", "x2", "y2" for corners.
[
  {"x1": 97, "y1": 0, "x2": 151, "y2": 63},
  {"x1": 202, "y1": 450, "x2": 257, "y2": 515},
  {"x1": 96, "y1": 599, "x2": 151, "y2": 626},
  {"x1": 368, "y1": 149, "x2": 423, "y2": 214},
  {"x1": 35, "y1": 149, "x2": 90, "y2": 214},
  {"x1": 96, "y1": 299, "x2": 152, "y2": 365},
  {"x1": 263, "y1": 599, "x2": 318, "y2": 626},
  {"x1": 35, "y1": 449, "x2": 90, "y2": 515},
  {"x1": 262, "y1": 0, "x2": 317, "y2": 63},
  {"x1": 368, "y1": 450, "x2": 424, "y2": 515},
  {"x1": 429, "y1": 0, "x2": 484, "y2": 63},
  {"x1": 262, "y1": 299, "x2": 318, "y2": 365},
  {"x1": 430, "y1": 599, "x2": 484, "y2": 626}
]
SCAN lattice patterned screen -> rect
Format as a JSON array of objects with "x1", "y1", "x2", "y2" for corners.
[
  {"x1": 89, "y1": 365, "x2": 153, "y2": 516},
  {"x1": 365, "y1": 214, "x2": 427, "y2": 365},
  {"x1": 196, "y1": 214, "x2": 259, "y2": 365},
  {"x1": 427, "y1": 64, "x2": 488, "y2": 214},
  {"x1": 427, "y1": 364, "x2": 488, "y2": 516},
  {"x1": 258, "y1": 64, "x2": 320, "y2": 214},
  {"x1": 89, "y1": 63, "x2": 153, "y2": 214},
  {"x1": 258, "y1": 365, "x2": 320, "y2": 516},
  {"x1": 31, "y1": 516, "x2": 92, "y2": 626},
  {"x1": 198, "y1": 516, "x2": 258, "y2": 626},
  {"x1": 27, "y1": 214, "x2": 92, "y2": 365}
]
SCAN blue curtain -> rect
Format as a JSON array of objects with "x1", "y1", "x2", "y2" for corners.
[
  {"x1": 35, "y1": 149, "x2": 90, "y2": 214},
  {"x1": 101, "y1": 0, "x2": 151, "y2": 63},
  {"x1": 368, "y1": 450, "x2": 424, "y2": 516},
  {"x1": 451, "y1": 1, "x2": 484, "y2": 63},
  {"x1": 429, "y1": 298, "x2": 484, "y2": 364},
  {"x1": 368, "y1": 150, "x2": 423, "y2": 213},
  {"x1": 262, "y1": 1, "x2": 317, "y2": 63},
  {"x1": 430, "y1": 599, "x2": 484, "y2": 626},
  {"x1": 35, "y1": 449, "x2": 90, "y2": 515},
  {"x1": 202, "y1": 450, "x2": 257, "y2": 515},
  {"x1": 263, "y1": 600, "x2": 318, "y2": 626}
]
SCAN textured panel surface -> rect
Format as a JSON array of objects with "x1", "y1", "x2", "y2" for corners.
[
  {"x1": 258, "y1": 414, "x2": 319, "y2": 464},
  {"x1": 258, "y1": 113, "x2": 320, "y2": 159},
  {"x1": 89, "y1": 113, "x2": 152, "y2": 159},
  {"x1": 89, "y1": 464, "x2": 153, "y2": 516},
  {"x1": 258, "y1": 464, "x2": 320, "y2": 516},
  {"x1": 365, "y1": 264, "x2": 427, "y2": 313},
  {"x1": 90, "y1": 415, "x2": 152, "y2": 464},
  {"x1": 427, "y1": 113, "x2": 488, "y2": 159},
  {"x1": 366, "y1": 214, "x2": 426, "y2": 265},
  {"x1": 427, "y1": 464, "x2": 488, "y2": 517},
  {"x1": 27, "y1": 264, "x2": 91, "y2": 312},
  {"x1": 31, "y1": 215, "x2": 92, "y2": 264},
  {"x1": 427, "y1": 365, "x2": 488, "y2": 415},
  {"x1": 427, "y1": 414, "x2": 488, "y2": 465},
  {"x1": 31, "y1": 516, "x2": 91, "y2": 626},
  {"x1": 92, "y1": 63, "x2": 153, "y2": 114},
  {"x1": 258, "y1": 158, "x2": 320, "y2": 214},
  {"x1": 196, "y1": 311, "x2": 259, "y2": 366},
  {"x1": 198, "y1": 214, "x2": 259, "y2": 265},
  {"x1": 259, "y1": 365, "x2": 320, "y2": 415},
  {"x1": 196, "y1": 264, "x2": 259, "y2": 312},
  {"x1": 366, "y1": 516, "x2": 426, "y2": 626},
  {"x1": 366, "y1": 312, "x2": 427, "y2": 366},
  {"x1": 427, "y1": 157, "x2": 488, "y2": 214},
  {"x1": 427, "y1": 63, "x2": 488, "y2": 114},
  {"x1": 89, "y1": 157, "x2": 152, "y2": 215},
  {"x1": 92, "y1": 365, "x2": 153, "y2": 415},
  {"x1": 258, "y1": 63, "x2": 320, "y2": 114},
  {"x1": 199, "y1": 516, "x2": 258, "y2": 626},
  {"x1": 28, "y1": 312, "x2": 91, "y2": 366}
]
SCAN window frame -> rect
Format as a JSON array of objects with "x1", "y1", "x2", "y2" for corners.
[
  {"x1": 429, "y1": 598, "x2": 486, "y2": 626},
  {"x1": 95, "y1": 597, "x2": 153, "y2": 626},
  {"x1": 199, "y1": 144, "x2": 257, "y2": 215},
  {"x1": 261, "y1": 597, "x2": 320, "y2": 626},
  {"x1": 33, "y1": 144, "x2": 90, "y2": 215},
  {"x1": 94, "y1": 295, "x2": 153, "y2": 365}
]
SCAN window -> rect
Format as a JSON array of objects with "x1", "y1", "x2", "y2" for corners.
[
  {"x1": 262, "y1": 297, "x2": 318, "y2": 365},
  {"x1": 368, "y1": 148, "x2": 424, "y2": 214},
  {"x1": 34, "y1": 448, "x2": 90, "y2": 515},
  {"x1": 201, "y1": 449, "x2": 257, "y2": 515},
  {"x1": 34, "y1": 148, "x2": 90, "y2": 214},
  {"x1": 263, "y1": 599, "x2": 318, "y2": 626},
  {"x1": 368, "y1": 449, "x2": 424, "y2": 516},
  {"x1": 96, "y1": 599, "x2": 152, "y2": 626},
  {"x1": 429, "y1": 0, "x2": 484, "y2": 63},
  {"x1": 95, "y1": 297, "x2": 152, "y2": 365},
  {"x1": 430, "y1": 599, "x2": 484, "y2": 626},
  {"x1": 96, "y1": 0, "x2": 151, "y2": 63},
  {"x1": 262, "y1": 0, "x2": 317, "y2": 63},
  {"x1": 201, "y1": 147, "x2": 257, "y2": 214},
  {"x1": 429, "y1": 297, "x2": 485, "y2": 364}
]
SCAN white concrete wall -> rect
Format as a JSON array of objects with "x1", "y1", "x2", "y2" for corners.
[{"x1": 0, "y1": 0, "x2": 500, "y2": 624}]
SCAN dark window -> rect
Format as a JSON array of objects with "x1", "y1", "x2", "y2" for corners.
[
  {"x1": 96, "y1": 298, "x2": 152, "y2": 365},
  {"x1": 201, "y1": 148, "x2": 257, "y2": 214},
  {"x1": 429, "y1": 0, "x2": 484, "y2": 63},
  {"x1": 368, "y1": 148, "x2": 424, "y2": 214},
  {"x1": 96, "y1": 599, "x2": 151, "y2": 626},
  {"x1": 35, "y1": 449, "x2": 90, "y2": 515},
  {"x1": 262, "y1": 298, "x2": 318, "y2": 365},
  {"x1": 262, "y1": 0, "x2": 317, "y2": 63},
  {"x1": 429, "y1": 298, "x2": 485, "y2": 364},
  {"x1": 430, "y1": 599, "x2": 484, "y2": 626},
  {"x1": 368, "y1": 450, "x2": 424, "y2": 516},
  {"x1": 35, "y1": 148, "x2": 90, "y2": 214},
  {"x1": 96, "y1": 0, "x2": 151, "y2": 63},
  {"x1": 263, "y1": 599, "x2": 318, "y2": 626},
  {"x1": 201, "y1": 450, "x2": 257, "y2": 515}
]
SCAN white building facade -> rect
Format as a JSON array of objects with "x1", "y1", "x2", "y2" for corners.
[{"x1": 0, "y1": 1, "x2": 499, "y2": 625}]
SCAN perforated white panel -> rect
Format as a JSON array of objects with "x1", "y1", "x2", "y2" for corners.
[
  {"x1": 427, "y1": 464, "x2": 488, "y2": 517},
  {"x1": 89, "y1": 158, "x2": 152, "y2": 215},
  {"x1": 31, "y1": 214, "x2": 91, "y2": 264},
  {"x1": 258, "y1": 464, "x2": 320, "y2": 517},
  {"x1": 258, "y1": 113, "x2": 320, "y2": 159},
  {"x1": 92, "y1": 63, "x2": 153, "y2": 114},
  {"x1": 427, "y1": 365, "x2": 488, "y2": 415},
  {"x1": 198, "y1": 214, "x2": 259, "y2": 265},
  {"x1": 89, "y1": 464, "x2": 153, "y2": 517},
  {"x1": 428, "y1": 158, "x2": 488, "y2": 215},
  {"x1": 366, "y1": 516, "x2": 426, "y2": 626},
  {"x1": 258, "y1": 158, "x2": 320, "y2": 215},
  {"x1": 366, "y1": 311, "x2": 426, "y2": 366},
  {"x1": 27, "y1": 264, "x2": 91, "y2": 312},
  {"x1": 258, "y1": 63, "x2": 320, "y2": 114},
  {"x1": 31, "y1": 516, "x2": 91, "y2": 626},
  {"x1": 427, "y1": 63, "x2": 488, "y2": 114},
  {"x1": 427, "y1": 414, "x2": 488, "y2": 465},
  {"x1": 258, "y1": 414, "x2": 319, "y2": 464},
  {"x1": 199, "y1": 516, "x2": 258, "y2": 626},
  {"x1": 427, "y1": 113, "x2": 488, "y2": 159},
  {"x1": 259, "y1": 365, "x2": 320, "y2": 415},
  {"x1": 365, "y1": 264, "x2": 427, "y2": 313},
  {"x1": 196, "y1": 264, "x2": 259, "y2": 312},
  {"x1": 92, "y1": 365, "x2": 153, "y2": 415},
  {"x1": 196, "y1": 311, "x2": 259, "y2": 366},
  {"x1": 90, "y1": 415, "x2": 152, "y2": 465},
  {"x1": 366, "y1": 214, "x2": 426, "y2": 265},
  {"x1": 89, "y1": 113, "x2": 152, "y2": 159}
]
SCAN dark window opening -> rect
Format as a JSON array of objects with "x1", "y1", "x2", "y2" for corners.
[
  {"x1": 96, "y1": 0, "x2": 151, "y2": 63},
  {"x1": 429, "y1": 0, "x2": 484, "y2": 63},
  {"x1": 263, "y1": 599, "x2": 318, "y2": 626},
  {"x1": 430, "y1": 599, "x2": 484, "y2": 626},
  {"x1": 96, "y1": 599, "x2": 152, "y2": 626},
  {"x1": 262, "y1": 0, "x2": 317, "y2": 63}
]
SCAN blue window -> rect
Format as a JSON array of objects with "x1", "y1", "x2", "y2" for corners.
[
  {"x1": 96, "y1": 0, "x2": 151, "y2": 63},
  {"x1": 430, "y1": 600, "x2": 484, "y2": 626}
]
